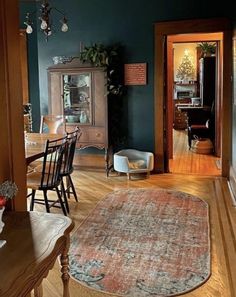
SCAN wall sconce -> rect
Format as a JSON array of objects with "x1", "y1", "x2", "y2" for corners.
[{"x1": 24, "y1": 0, "x2": 69, "y2": 41}]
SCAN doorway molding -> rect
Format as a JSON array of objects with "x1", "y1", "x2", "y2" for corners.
[
  {"x1": 154, "y1": 18, "x2": 232, "y2": 177},
  {"x1": 0, "y1": 0, "x2": 27, "y2": 209},
  {"x1": 167, "y1": 32, "x2": 223, "y2": 162}
]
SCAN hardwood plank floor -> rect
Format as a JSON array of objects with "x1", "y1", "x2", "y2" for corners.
[
  {"x1": 169, "y1": 129, "x2": 221, "y2": 176},
  {"x1": 29, "y1": 169, "x2": 236, "y2": 297}
]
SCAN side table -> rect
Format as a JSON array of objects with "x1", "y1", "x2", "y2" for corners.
[{"x1": 0, "y1": 211, "x2": 74, "y2": 297}]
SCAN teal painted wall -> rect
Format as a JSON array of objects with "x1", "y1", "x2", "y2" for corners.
[
  {"x1": 20, "y1": 0, "x2": 233, "y2": 152},
  {"x1": 19, "y1": 3, "x2": 41, "y2": 131}
]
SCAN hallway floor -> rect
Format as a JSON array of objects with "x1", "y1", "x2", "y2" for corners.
[{"x1": 169, "y1": 129, "x2": 221, "y2": 176}]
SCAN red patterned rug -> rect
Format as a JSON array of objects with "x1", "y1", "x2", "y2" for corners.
[{"x1": 69, "y1": 188, "x2": 210, "y2": 296}]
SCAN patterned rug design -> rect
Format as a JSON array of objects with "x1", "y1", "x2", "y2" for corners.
[{"x1": 69, "y1": 188, "x2": 210, "y2": 297}]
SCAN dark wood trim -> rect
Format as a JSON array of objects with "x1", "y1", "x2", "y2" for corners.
[
  {"x1": 19, "y1": 29, "x2": 29, "y2": 105},
  {"x1": 154, "y1": 18, "x2": 232, "y2": 177},
  {"x1": 167, "y1": 32, "x2": 223, "y2": 163},
  {"x1": 166, "y1": 39, "x2": 173, "y2": 160},
  {"x1": 221, "y1": 29, "x2": 232, "y2": 177},
  {"x1": 0, "y1": 0, "x2": 27, "y2": 210},
  {"x1": 154, "y1": 29, "x2": 165, "y2": 172}
]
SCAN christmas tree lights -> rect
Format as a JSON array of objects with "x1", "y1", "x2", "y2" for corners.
[{"x1": 176, "y1": 51, "x2": 195, "y2": 82}]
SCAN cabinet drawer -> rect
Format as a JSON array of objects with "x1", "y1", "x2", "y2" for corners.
[
  {"x1": 78, "y1": 127, "x2": 105, "y2": 145},
  {"x1": 66, "y1": 125, "x2": 107, "y2": 148}
]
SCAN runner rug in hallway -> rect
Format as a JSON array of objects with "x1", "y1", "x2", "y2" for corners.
[{"x1": 69, "y1": 188, "x2": 210, "y2": 297}]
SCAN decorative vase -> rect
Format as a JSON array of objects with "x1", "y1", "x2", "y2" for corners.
[
  {"x1": 80, "y1": 111, "x2": 87, "y2": 124},
  {"x1": 182, "y1": 76, "x2": 189, "y2": 84}
]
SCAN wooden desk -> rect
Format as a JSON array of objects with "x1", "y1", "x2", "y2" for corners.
[
  {"x1": 177, "y1": 105, "x2": 204, "y2": 111},
  {"x1": 25, "y1": 133, "x2": 64, "y2": 165},
  {"x1": 0, "y1": 211, "x2": 74, "y2": 297},
  {"x1": 177, "y1": 105, "x2": 211, "y2": 112}
]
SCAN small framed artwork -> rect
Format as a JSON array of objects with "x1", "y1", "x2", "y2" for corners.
[
  {"x1": 233, "y1": 38, "x2": 236, "y2": 105},
  {"x1": 124, "y1": 63, "x2": 147, "y2": 85}
]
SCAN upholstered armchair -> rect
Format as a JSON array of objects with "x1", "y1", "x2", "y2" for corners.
[{"x1": 113, "y1": 149, "x2": 154, "y2": 179}]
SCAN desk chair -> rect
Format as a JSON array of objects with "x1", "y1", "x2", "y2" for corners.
[
  {"x1": 27, "y1": 136, "x2": 68, "y2": 215},
  {"x1": 187, "y1": 107, "x2": 214, "y2": 149},
  {"x1": 40, "y1": 115, "x2": 65, "y2": 134},
  {"x1": 60, "y1": 127, "x2": 82, "y2": 206}
]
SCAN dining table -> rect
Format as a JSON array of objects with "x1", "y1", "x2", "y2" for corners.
[
  {"x1": 25, "y1": 132, "x2": 65, "y2": 165},
  {"x1": 0, "y1": 211, "x2": 74, "y2": 297}
]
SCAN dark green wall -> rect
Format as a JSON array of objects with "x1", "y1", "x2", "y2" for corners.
[
  {"x1": 19, "y1": 3, "x2": 41, "y2": 131},
  {"x1": 20, "y1": 0, "x2": 233, "y2": 152}
]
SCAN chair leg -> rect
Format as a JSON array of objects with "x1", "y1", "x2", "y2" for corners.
[
  {"x1": 43, "y1": 190, "x2": 50, "y2": 213},
  {"x1": 30, "y1": 189, "x2": 36, "y2": 211},
  {"x1": 66, "y1": 176, "x2": 70, "y2": 199},
  {"x1": 61, "y1": 180, "x2": 70, "y2": 214},
  {"x1": 68, "y1": 174, "x2": 78, "y2": 202},
  {"x1": 55, "y1": 187, "x2": 67, "y2": 216},
  {"x1": 188, "y1": 128, "x2": 192, "y2": 149}
]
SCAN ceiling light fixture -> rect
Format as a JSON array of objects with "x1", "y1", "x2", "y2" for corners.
[{"x1": 24, "y1": 0, "x2": 69, "y2": 41}]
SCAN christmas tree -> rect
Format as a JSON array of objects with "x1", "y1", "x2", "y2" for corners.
[{"x1": 176, "y1": 53, "x2": 195, "y2": 81}]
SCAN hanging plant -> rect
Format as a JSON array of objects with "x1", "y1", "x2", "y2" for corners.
[{"x1": 79, "y1": 43, "x2": 124, "y2": 96}]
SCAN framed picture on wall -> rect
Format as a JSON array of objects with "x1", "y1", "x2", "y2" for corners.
[{"x1": 233, "y1": 38, "x2": 236, "y2": 105}]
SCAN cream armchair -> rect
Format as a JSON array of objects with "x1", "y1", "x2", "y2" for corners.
[{"x1": 113, "y1": 149, "x2": 154, "y2": 179}]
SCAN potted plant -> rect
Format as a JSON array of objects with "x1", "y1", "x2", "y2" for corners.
[
  {"x1": 198, "y1": 42, "x2": 216, "y2": 57},
  {"x1": 79, "y1": 43, "x2": 124, "y2": 96}
]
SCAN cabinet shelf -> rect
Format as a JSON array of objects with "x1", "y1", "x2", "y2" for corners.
[{"x1": 65, "y1": 86, "x2": 88, "y2": 89}]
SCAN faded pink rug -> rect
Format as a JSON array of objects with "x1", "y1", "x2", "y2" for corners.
[{"x1": 69, "y1": 188, "x2": 210, "y2": 296}]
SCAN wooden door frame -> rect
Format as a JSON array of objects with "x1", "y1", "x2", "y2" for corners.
[
  {"x1": 19, "y1": 29, "x2": 29, "y2": 105},
  {"x1": 167, "y1": 32, "x2": 223, "y2": 163},
  {"x1": 154, "y1": 18, "x2": 232, "y2": 177},
  {"x1": 0, "y1": 0, "x2": 27, "y2": 210}
]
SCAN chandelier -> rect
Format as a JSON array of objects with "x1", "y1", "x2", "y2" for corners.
[{"x1": 24, "y1": 0, "x2": 69, "y2": 40}]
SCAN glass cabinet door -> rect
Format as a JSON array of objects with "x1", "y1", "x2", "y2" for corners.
[{"x1": 63, "y1": 73, "x2": 92, "y2": 124}]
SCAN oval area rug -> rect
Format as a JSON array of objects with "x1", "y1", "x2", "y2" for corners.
[{"x1": 69, "y1": 188, "x2": 210, "y2": 297}]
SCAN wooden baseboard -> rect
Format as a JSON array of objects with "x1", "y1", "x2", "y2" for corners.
[{"x1": 228, "y1": 166, "x2": 236, "y2": 206}]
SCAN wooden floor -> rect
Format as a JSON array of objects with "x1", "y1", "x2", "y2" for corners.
[
  {"x1": 30, "y1": 169, "x2": 236, "y2": 297},
  {"x1": 169, "y1": 129, "x2": 221, "y2": 176}
]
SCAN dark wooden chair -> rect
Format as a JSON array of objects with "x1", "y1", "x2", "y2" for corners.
[
  {"x1": 187, "y1": 108, "x2": 214, "y2": 149},
  {"x1": 27, "y1": 135, "x2": 69, "y2": 215},
  {"x1": 28, "y1": 114, "x2": 66, "y2": 172},
  {"x1": 60, "y1": 127, "x2": 82, "y2": 206}
]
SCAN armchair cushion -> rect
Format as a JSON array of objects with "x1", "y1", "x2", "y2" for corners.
[
  {"x1": 128, "y1": 159, "x2": 146, "y2": 170},
  {"x1": 114, "y1": 149, "x2": 154, "y2": 175}
]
